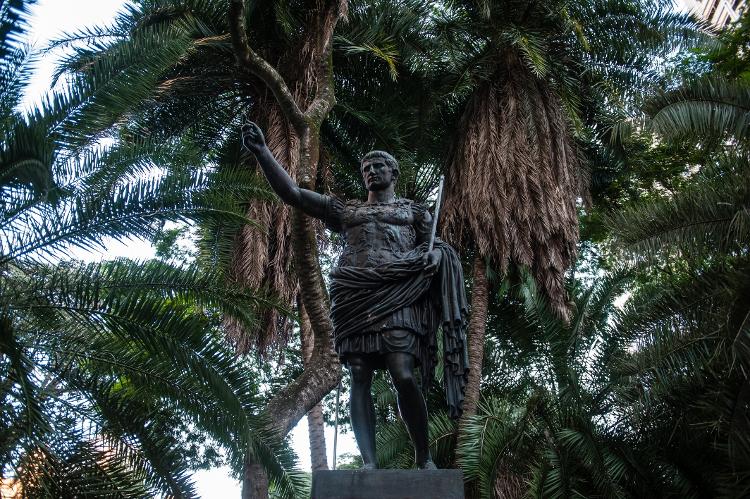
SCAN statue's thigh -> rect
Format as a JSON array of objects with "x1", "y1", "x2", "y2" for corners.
[{"x1": 383, "y1": 345, "x2": 416, "y2": 383}]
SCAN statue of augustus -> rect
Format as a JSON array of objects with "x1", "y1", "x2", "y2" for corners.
[{"x1": 242, "y1": 122, "x2": 468, "y2": 470}]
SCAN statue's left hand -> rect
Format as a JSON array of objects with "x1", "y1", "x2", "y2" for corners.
[{"x1": 422, "y1": 249, "x2": 441, "y2": 276}]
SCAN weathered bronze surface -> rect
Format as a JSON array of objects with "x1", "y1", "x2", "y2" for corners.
[{"x1": 242, "y1": 122, "x2": 468, "y2": 470}]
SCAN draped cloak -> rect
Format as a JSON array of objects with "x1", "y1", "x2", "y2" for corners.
[{"x1": 330, "y1": 240, "x2": 470, "y2": 419}]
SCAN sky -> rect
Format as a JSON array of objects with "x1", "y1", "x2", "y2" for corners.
[
  {"x1": 675, "y1": 0, "x2": 697, "y2": 12},
  {"x1": 20, "y1": 0, "x2": 356, "y2": 496}
]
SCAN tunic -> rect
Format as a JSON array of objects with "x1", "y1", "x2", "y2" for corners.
[{"x1": 323, "y1": 197, "x2": 432, "y2": 367}]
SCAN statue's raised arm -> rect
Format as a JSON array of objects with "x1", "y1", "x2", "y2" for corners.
[{"x1": 241, "y1": 122, "x2": 329, "y2": 220}]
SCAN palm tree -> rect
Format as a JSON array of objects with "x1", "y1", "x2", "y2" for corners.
[
  {"x1": 604, "y1": 33, "x2": 750, "y2": 493},
  {"x1": 49, "y1": 1, "x2": 348, "y2": 494},
  {"x1": 454, "y1": 272, "x2": 633, "y2": 498},
  {"x1": 428, "y1": 0, "x2": 704, "y2": 426},
  {"x1": 48, "y1": 0, "x2": 328, "y2": 349},
  {"x1": 1, "y1": 2, "x2": 308, "y2": 496},
  {"x1": 610, "y1": 254, "x2": 750, "y2": 496}
]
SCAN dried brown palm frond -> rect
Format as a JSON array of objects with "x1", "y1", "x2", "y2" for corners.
[
  {"x1": 441, "y1": 58, "x2": 579, "y2": 321},
  {"x1": 494, "y1": 466, "x2": 525, "y2": 499},
  {"x1": 225, "y1": 99, "x2": 300, "y2": 355},
  {"x1": 225, "y1": 0, "x2": 337, "y2": 354}
]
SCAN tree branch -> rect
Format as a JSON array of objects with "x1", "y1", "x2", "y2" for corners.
[
  {"x1": 304, "y1": 0, "x2": 346, "y2": 125},
  {"x1": 228, "y1": 0, "x2": 346, "y2": 440},
  {"x1": 266, "y1": 353, "x2": 341, "y2": 436},
  {"x1": 228, "y1": 0, "x2": 308, "y2": 133}
]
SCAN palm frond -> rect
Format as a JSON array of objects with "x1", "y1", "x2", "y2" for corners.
[
  {"x1": 608, "y1": 153, "x2": 750, "y2": 261},
  {"x1": 646, "y1": 77, "x2": 750, "y2": 142},
  {"x1": 456, "y1": 397, "x2": 538, "y2": 499}
]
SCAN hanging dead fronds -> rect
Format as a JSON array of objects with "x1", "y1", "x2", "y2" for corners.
[
  {"x1": 441, "y1": 57, "x2": 579, "y2": 320},
  {"x1": 225, "y1": 100, "x2": 300, "y2": 355},
  {"x1": 225, "y1": 0, "x2": 340, "y2": 355}
]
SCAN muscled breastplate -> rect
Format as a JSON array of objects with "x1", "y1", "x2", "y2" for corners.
[{"x1": 338, "y1": 200, "x2": 418, "y2": 268}]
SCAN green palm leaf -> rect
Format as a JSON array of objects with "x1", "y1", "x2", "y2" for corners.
[{"x1": 646, "y1": 77, "x2": 750, "y2": 142}]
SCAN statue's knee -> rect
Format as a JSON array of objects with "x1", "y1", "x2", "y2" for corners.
[
  {"x1": 348, "y1": 360, "x2": 372, "y2": 385},
  {"x1": 390, "y1": 370, "x2": 415, "y2": 390}
]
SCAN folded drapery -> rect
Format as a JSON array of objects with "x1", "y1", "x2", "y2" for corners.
[{"x1": 330, "y1": 240, "x2": 469, "y2": 419}]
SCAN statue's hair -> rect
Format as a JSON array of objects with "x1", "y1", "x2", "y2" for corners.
[{"x1": 361, "y1": 150, "x2": 399, "y2": 178}]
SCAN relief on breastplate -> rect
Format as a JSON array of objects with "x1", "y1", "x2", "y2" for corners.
[{"x1": 338, "y1": 200, "x2": 417, "y2": 267}]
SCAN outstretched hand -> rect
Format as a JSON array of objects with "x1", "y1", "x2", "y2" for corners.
[
  {"x1": 422, "y1": 249, "x2": 441, "y2": 276},
  {"x1": 241, "y1": 122, "x2": 266, "y2": 155}
]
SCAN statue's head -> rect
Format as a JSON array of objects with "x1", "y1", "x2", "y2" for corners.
[{"x1": 361, "y1": 150, "x2": 399, "y2": 191}]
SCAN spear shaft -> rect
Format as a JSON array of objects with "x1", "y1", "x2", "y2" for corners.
[{"x1": 428, "y1": 175, "x2": 445, "y2": 252}]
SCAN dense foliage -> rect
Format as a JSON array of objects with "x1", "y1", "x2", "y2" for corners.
[
  {"x1": 2, "y1": 0, "x2": 749, "y2": 497},
  {"x1": 1, "y1": 0, "x2": 306, "y2": 497}
]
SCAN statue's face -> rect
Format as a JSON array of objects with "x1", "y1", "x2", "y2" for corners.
[{"x1": 361, "y1": 158, "x2": 395, "y2": 191}]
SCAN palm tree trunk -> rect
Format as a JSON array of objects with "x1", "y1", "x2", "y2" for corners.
[
  {"x1": 300, "y1": 298, "x2": 329, "y2": 471},
  {"x1": 307, "y1": 404, "x2": 329, "y2": 470},
  {"x1": 460, "y1": 255, "x2": 489, "y2": 423},
  {"x1": 455, "y1": 256, "x2": 489, "y2": 485},
  {"x1": 241, "y1": 458, "x2": 269, "y2": 499}
]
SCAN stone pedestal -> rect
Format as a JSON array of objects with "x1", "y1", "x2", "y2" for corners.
[{"x1": 311, "y1": 469, "x2": 464, "y2": 499}]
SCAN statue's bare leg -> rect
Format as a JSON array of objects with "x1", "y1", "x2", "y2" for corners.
[
  {"x1": 348, "y1": 354, "x2": 377, "y2": 468},
  {"x1": 385, "y1": 349, "x2": 435, "y2": 468}
]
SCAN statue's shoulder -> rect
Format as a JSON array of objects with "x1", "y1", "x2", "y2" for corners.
[
  {"x1": 343, "y1": 198, "x2": 364, "y2": 209},
  {"x1": 343, "y1": 198, "x2": 415, "y2": 209}
]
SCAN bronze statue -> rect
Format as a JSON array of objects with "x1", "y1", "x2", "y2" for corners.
[{"x1": 242, "y1": 122, "x2": 468, "y2": 470}]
